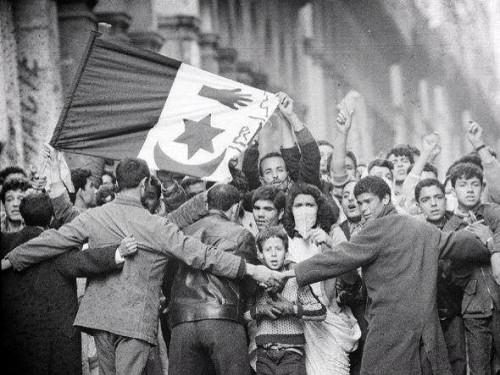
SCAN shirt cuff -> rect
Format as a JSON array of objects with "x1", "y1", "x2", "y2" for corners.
[
  {"x1": 294, "y1": 127, "x2": 314, "y2": 145},
  {"x1": 114, "y1": 249, "x2": 125, "y2": 264}
]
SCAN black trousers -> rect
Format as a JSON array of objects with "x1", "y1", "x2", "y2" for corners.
[{"x1": 169, "y1": 320, "x2": 251, "y2": 375}]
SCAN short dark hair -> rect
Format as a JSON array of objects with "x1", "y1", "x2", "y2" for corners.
[
  {"x1": 71, "y1": 168, "x2": 92, "y2": 192},
  {"x1": 415, "y1": 179, "x2": 444, "y2": 202},
  {"x1": 207, "y1": 184, "x2": 241, "y2": 211},
  {"x1": 0, "y1": 178, "x2": 31, "y2": 203},
  {"x1": 96, "y1": 184, "x2": 117, "y2": 206},
  {"x1": 346, "y1": 150, "x2": 357, "y2": 170},
  {"x1": 0, "y1": 166, "x2": 27, "y2": 185},
  {"x1": 115, "y1": 157, "x2": 150, "y2": 190},
  {"x1": 101, "y1": 171, "x2": 116, "y2": 184},
  {"x1": 258, "y1": 151, "x2": 286, "y2": 176},
  {"x1": 354, "y1": 176, "x2": 391, "y2": 200},
  {"x1": 448, "y1": 163, "x2": 483, "y2": 188},
  {"x1": 386, "y1": 146, "x2": 414, "y2": 164},
  {"x1": 368, "y1": 159, "x2": 393, "y2": 173},
  {"x1": 256, "y1": 225, "x2": 289, "y2": 253},
  {"x1": 283, "y1": 182, "x2": 339, "y2": 237},
  {"x1": 251, "y1": 186, "x2": 286, "y2": 212},
  {"x1": 422, "y1": 163, "x2": 438, "y2": 179},
  {"x1": 19, "y1": 193, "x2": 53, "y2": 227},
  {"x1": 446, "y1": 153, "x2": 483, "y2": 177}
]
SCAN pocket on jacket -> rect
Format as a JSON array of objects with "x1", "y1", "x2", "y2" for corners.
[{"x1": 461, "y1": 279, "x2": 478, "y2": 315}]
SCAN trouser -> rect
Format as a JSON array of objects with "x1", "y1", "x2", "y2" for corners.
[
  {"x1": 256, "y1": 347, "x2": 306, "y2": 375},
  {"x1": 464, "y1": 311, "x2": 500, "y2": 375},
  {"x1": 169, "y1": 320, "x2": 251, "y2": 375},
  {"x1": 441, "y1": 315, "x2": 467, "y2": 375},
  {"x1": 93, "y1": 330, "x2": 152, "y2": 375}
]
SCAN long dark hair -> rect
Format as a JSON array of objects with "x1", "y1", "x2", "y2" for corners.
[{"x1": 283, "y1": 182, "x2": 339, "y2": 237}]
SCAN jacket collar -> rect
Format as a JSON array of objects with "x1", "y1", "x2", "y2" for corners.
[
  {"x1": 112, "y1": 195, "x2": 146, "y2": 209},
  {"x1": 378, "y1": 202, "x2": 398, "y2": 218},
  {"x1": 208, "y1": 209, "x2": 231, "y2": 221}
]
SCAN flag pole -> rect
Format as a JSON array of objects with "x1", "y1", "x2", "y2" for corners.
[{"x1": 50, "y1": 30, "x2": 101, "y2": 147}]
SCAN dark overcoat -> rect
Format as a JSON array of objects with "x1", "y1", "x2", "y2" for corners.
[
  {"x1": 1, "y1": 226, "x2": 120, "y2": 375},
  {"x1": 294, "y1": 204, "x2": 491, "y2": 375}
]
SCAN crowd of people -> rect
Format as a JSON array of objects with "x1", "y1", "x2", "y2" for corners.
[{"x1": 1, "y1": 91, "x2": 500, "y2": 375}]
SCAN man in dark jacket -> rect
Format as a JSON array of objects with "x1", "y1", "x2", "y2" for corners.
[
  {"x1": 168, "y1": 184, "x2": 259, "y2": 375},
  {"x1": 242, "y1": 92, "x2": 321, "y2": 193},
  {"x1": 280, "y1": 176, "x2": 498, "y2": 375},
  {"x1": 1, "y1": 192, "x2": 133, "y2": 375},
  {"x1": 449, "y1": 163, "x2": 500, "y2": 374},
  {"x1": 415, "y1": 178, "x2": 470, "y2": 374}
]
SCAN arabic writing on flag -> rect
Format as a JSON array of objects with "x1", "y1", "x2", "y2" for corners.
[{"x1": 50, "y1": 31, "x2": 279, "y2": 181}]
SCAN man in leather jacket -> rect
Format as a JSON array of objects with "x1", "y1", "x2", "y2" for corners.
[{"x1": 168, "y1": 184, "x2": 259, "y2": 375}]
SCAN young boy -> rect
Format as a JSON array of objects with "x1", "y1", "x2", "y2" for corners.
[
  {"x1": 245, "y1": 226, "x2": 326, "y2": 375},
  {"x1": 449, "y1": 163, "x2": 500, "y2": 374}
]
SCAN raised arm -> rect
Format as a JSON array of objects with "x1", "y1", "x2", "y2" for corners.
[
  {"x1": 330, "y1": 104, "x2": 354, "y2": 188},
  {"x1": 466, "y1": 121, "x2": 500, "y2": 204},
  {"x1": 277, "y1": 91, "x2": 321, "y2": 187},
  {"x1": 402, "y1": 132, "x2": 441, "y2": 212}
]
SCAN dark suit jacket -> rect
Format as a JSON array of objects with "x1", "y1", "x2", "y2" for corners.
[{"x1": 1, "y1": 226, "x2": 122, "y2": 375}]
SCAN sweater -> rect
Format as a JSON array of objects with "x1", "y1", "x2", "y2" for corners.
[{"x1": 245, "y1": 276, "x2": 326, "y2": 347}]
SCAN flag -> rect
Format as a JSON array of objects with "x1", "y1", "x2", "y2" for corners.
[{"x1": 50, "y1": 31, "x2": 278, "y2": 181}]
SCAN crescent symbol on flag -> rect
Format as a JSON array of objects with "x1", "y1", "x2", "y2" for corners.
[{"x1": 153, "y1": 142, "x2": 226, "y2": 177}]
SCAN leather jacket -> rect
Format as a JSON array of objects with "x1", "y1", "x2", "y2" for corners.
[{"x1": 169, "y1": 210, "x2": 258, "y2": 327}]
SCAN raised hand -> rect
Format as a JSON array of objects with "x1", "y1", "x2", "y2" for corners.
[
  {"x1": 335, "y1": 103, "x2": 354, "y2": 135},
  {"x1": 198, "y1": 85, "x2": 252, "y2": 110},
  {"x1": 422, "y1": 132, "x2": 441, "y2": 161},
  {"x1": 117, "y1": 235, "x2": 138, "y2": 258},
  {"x1": 276, "y1": 92, "x2": 294, "y2": 117},
  {"x1": 466, "y1": 121, "x2": 484, "y2": 149}
]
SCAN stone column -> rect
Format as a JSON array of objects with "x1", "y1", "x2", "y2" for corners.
[
  {"x1": 0, "y1": 1, "x2": 24, "y2": 167},
  {"x1": 199, "y1": 32, "x2": 219, "y2": 74},
  {"x1": 389, "y1": 64, "x2": 406, "y2": 146},
  {"x1": 155, "y1": 0, "x2": 201, "y2": 66},
  {"x1": 12, "y1": 0, "x2": 63, "y2": 168}
]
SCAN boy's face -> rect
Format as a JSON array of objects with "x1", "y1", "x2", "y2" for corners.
[
  {"x1": 387, "y1": 154, "x2": 411, "y2": 182},
  {"x1": 356, "y1": 192, "x2": 389, "y2": 222},
  {"x1": 253, "y1": 199, "x2": 282, "y2": 231},
  {"x1": 345, "y1": 157, "x2": 356, "y2": 178},
  {"x1": 417, "y1": 185, "x2": 446, "y2": 222},
  {"x1": 81, "y1": 177, "x2": 97, "y2": 207},
  {"x1": 4, "y1": 189, "x2": 25, "y2": 222},
  {"x1": 260, "y1": 237, "x2": 287, "y2": 271},
  {"x1": 453, "y1": 176, "x2": 483, "y2": 210},
  {"x1": 341, "y1": 181, "x2": 361, "y2": 221}
]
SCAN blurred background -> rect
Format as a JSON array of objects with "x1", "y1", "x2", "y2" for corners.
[{"x1": 1, "y1": 0, "x2": 499, "y2": 178}]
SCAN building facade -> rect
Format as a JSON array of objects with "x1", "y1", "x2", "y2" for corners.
[{"x1": 1, "y1": 0, "x2": 499, "y2": 177}]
